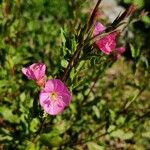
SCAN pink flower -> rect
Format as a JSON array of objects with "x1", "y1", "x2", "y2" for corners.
[
  {"x1": 93, "y1": 22, "x2": 126, "y2": 57},
  {"x1": 93, "y1": 22, "x2": 117, "y2": 55},
  {"x1": 39, "y1": 79, "x2": 72, "y2": 115},
  {"x1": 22, "y1": 63, "x2": 46, "y2": 86}
]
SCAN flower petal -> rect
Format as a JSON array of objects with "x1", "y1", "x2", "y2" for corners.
[
  {"x1": 93, "y1": 22, "x2": 105, "y2": 36},
  {"x1": 39, "y1": 79, "x2": 72, "y2": 115},
  {"x1": 22, "y1": 63, "x2": 46, "y2": 82},
  {"x1": 44, "y1": 80, "x2": 55, "y2": 92},
  {"x1": 94, "y1": 22, "x2": 117, "y2": 55}
]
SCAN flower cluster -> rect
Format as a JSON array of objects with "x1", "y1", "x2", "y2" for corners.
[
  {"x1": 93, "y1": 22, "x2": 125, "y2": 58},
  {"x1": 22, "y1": 63, "x2": 72, "y2": 115}
]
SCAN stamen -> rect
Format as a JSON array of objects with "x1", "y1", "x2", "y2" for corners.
[{"x1": 49, "y1": 91, "x2": 58, "y2": 101}]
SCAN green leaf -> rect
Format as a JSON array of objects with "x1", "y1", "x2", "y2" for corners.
[
  {"x1": 107, "y1": 125, "x2": 116, "y2": 132},
  {"x1": 142, "y1": 131, "x2": 150, "y2": 138},
  {"x1": 0, "y1": 106, "x2": 20, "y2": 124},
  {"x1": 116, "y1": 116, "x2": 126, "y2": 126},
  {"x1": 87, "y1": 142, "x2": 104, "y2": 150},
  {"x1": 60, "y1": 28, "x2": 66, "y2": 45},
  {"x1": 133, "y1": 0, "x2": 144, "y2": 8},
  {"x1": 92, "y1": 106, "x2": 100, "y2": 119},
  {"x1": 60, "y1": 28, "x2": 67, "y2": 56},
  {"x1": 123, "y1": 131, "x2": 134, "y2": 140},
  {"x1": 71, "y1": 36, "x2": 77, "y2": 53},
  {"x1": 124, "y1": 0, "x2": 144, "y2": 8},
  {"x1": 30, "y1": 118, "x2": 40, "y2": 133},
  {"x1": 70, "y1": 67, "x2": 75, "y2": 81},
  {"x1": 53, "y1": 121, "x2": 70, "y2": 134},
  {"x1": 26, "y1": 142, "x2": 36, "y2": 150},
  {"x1": 61, "y1": 59, "x2": 68, "y2": 68},
  {"x1": 142, "y1": 15, "x2": 150, "y2": 26},
  {"x1": 40, "y1": 133, "x2": 62, "y2": 147},
  {"x1": 20, "y1": 92, "x2": 26, "y2": 102},
  {"x1": 110, "y1": 129, "x2": 133, "y2": 140},
  {"x1": 69, "y1": 103, "x2": 77, "y2": 114},
  {"x1": 109, "y1": 109, "x2": 116, "y2": 121},
  {"x1": 76, "y1": 60, "x2": 84, "y2": 71},
  {"x1": 130, "y1": 44, "x2": 136, "y2": 58},
  {"x1": 123, "y1": 0, "x2": 132, "y2": 4},
  {"x1": 110, "y1": 129, "x2": 124, "y2": 139},
  {"x1": 25, "y1": 141, "x2": 40, "y2": 150},
  {"x1": 0, "y1": 80, "x2": 8, "y2": 88}
]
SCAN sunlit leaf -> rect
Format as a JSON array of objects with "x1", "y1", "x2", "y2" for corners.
[
  {"x1": 0, "y1": 106, "x2": 20, "y2": 124},
  {"x1": 87, "y1": 142, "x2": 104, "y2": 150}
]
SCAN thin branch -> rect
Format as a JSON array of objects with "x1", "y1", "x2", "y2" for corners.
[
  {"x1": 32, "y1": 117, "x2": 46, "y2": 142},
  {"x1": 61, "y1": 43, "x2": 83, "y2": 82}
]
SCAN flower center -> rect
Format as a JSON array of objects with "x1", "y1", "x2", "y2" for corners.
[{"x1": 49, "y1": 91, "x2": 58, "y2": 101}]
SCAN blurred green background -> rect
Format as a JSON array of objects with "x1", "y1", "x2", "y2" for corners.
[{"x1": 0, "y1": 0, "x2": 150, "y2": 149}]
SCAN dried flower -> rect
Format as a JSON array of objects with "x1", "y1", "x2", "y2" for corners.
[
  {"x1": 22, "y1": 63, "x2": 46, "y2": 86},
  {"x1": 39, "y1": 79, "x2": 72, "y2": 115}
]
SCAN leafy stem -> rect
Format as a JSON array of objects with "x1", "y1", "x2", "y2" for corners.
[
  {"x1": 61, "y1": 2, "x2": 135, "y2": 83},
  {"x1": 61, "y1": 0, "x2": 103, "y2": 82},
  {"x1": 61, "y1": 43, "x2": 83, "y2": 82}
]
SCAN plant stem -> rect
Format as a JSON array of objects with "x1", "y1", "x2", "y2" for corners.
[
  {"x1": 120, "y1": 85, "x2": 146, "y2": 113},
  {"x1": 61, "y1": 43, "x2": 83, "y2": 82},
  {"x1": 87, "y1": 0, "x2": 102, "y2": 32},
  {"x1": 32, "y1": 117, "x2": 46, "y2": 142},
  {"x1": 61, "y1": 0, "x2": 103, "y2": 83}
]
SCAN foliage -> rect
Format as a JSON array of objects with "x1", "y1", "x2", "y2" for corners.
[{"x1": 0, "y1": 0, "x2": 150, "y2": 149}]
